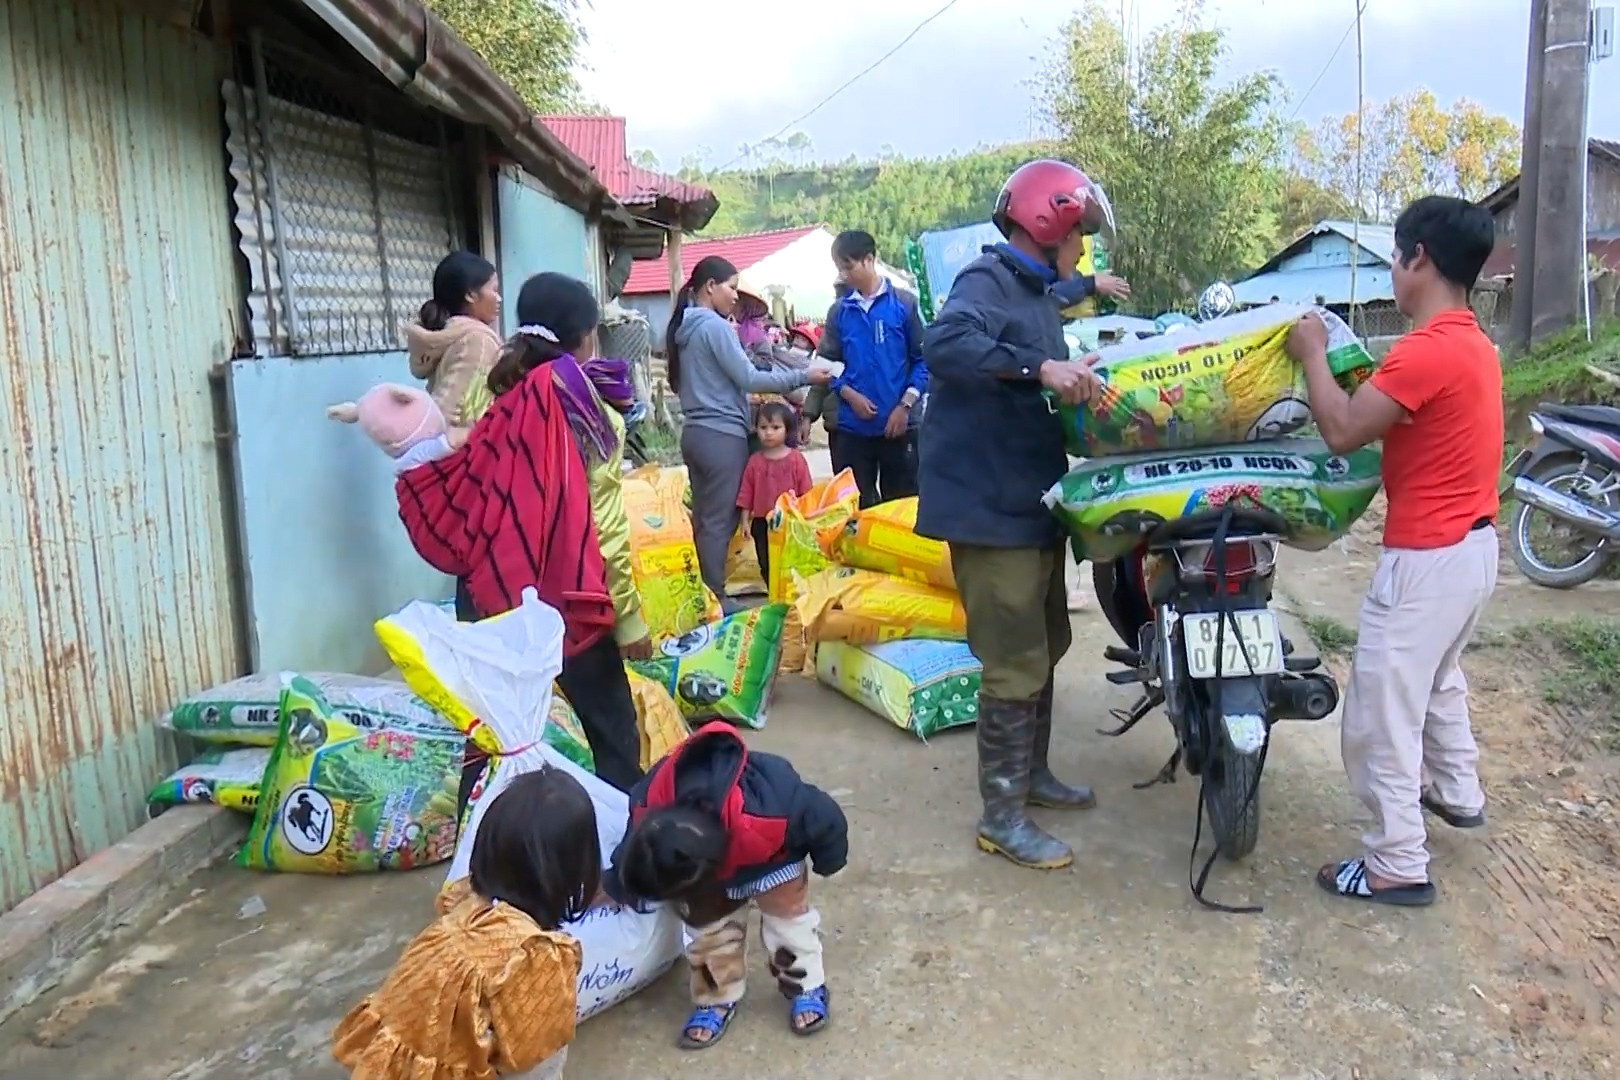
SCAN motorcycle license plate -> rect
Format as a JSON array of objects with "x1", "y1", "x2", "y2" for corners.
[
  {"x1": 1499, "y1": 449, "x2": 1531, "y2": 496},
  {"x1": 1182, "y1": 611, "x2": 1285, "y2": 678}
]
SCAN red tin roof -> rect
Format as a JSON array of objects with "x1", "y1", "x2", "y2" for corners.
[
  {"x1": 622, "y1": 225, "x2": 824, "y2": 295},
  {"x1": 538, "y1": 115, "x2": 716, "y2": 228}
]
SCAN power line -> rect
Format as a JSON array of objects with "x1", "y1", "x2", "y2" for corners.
[
  {"x1": 714, "y1": 0, "x2": 966, "y2": 171},
  {"x1": 1288, "y1": 9, "x2": 1361, "y2": 121}
]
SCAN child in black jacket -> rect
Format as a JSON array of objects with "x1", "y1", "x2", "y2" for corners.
[{"x1": 604, "y1": 722, "x2": 847, "y2": 1050}]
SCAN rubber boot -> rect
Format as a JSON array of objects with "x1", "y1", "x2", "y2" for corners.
[
  {"x1": 976, "y1": 696, "x2": 1074, "y2": 869},
  {"x1": 1029, "y1": 676, "x2": 1096, "y2": 810}
]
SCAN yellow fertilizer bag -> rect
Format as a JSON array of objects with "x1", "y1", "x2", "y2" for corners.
[
  {"x1": 237, "y1": 673, "x2": 464, "y2": 874},
  {"x1": 626, "y1": 668, "x2": 690, "y2": 769},
  {"x1": 794, "y1": 567, "x2": 968, "y2": 646},
  {"x1": 818, "y1": 496, "x2": 955, "y2": 591},
  {"x1": 623, "y1": 465, "x2": 720, "y2": 639},
  {"x1": 725, "y1": 527, "x2": 768, "y2": 597},
  {"x1": 1052, "y1": 303, "x2": 1375, "y2": 459},
  {"x1": 148, "y1": 746, "x2": 271, "y2": 812},
  {"x1": 767, "y1": 469, "x2": 860, "y2": 602}
]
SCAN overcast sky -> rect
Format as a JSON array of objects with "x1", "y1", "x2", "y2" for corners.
[{"x1": 576, "y1": 0, "x2": 1616, "y2": 170}]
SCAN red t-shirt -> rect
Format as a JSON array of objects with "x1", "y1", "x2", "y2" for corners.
[
  {"x1": 737, "y1": 449, "x2": 814, "y2": 517},
  {"x1": 1369, "y1": 309, "x2": 1503, "y2": 549}
]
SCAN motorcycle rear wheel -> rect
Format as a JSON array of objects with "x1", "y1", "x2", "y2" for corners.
[
  {"x1": 1201, "y1": 741, "x2": 1261, "y2": 861},
  {"x1": 1510, "y1": 461, "x2": 1614, "y2": 589}
]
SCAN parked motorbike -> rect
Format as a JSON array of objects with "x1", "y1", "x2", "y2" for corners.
[
  {"x1": 1504, "y1": 403, "x2": 1620, "y2": 588},
  {"x1": 1085, "y1": 283, "x2": 1341, "y2": 909}
]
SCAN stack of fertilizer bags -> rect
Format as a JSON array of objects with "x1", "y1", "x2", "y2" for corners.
[
  {"x1": 148, "y1": 610, "x2": 689, "y2": 878},
  {"x1": 1041, "y1": 302, "x2": 1386, "y2": 559},
  {"x1": 766, "y1": 469, "x2": 980, "y2": 742}
]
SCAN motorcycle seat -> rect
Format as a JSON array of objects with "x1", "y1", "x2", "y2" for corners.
[
  {"x1": 1145, "y1": 508, "x2": 1289, "y2": 550},
  {"x1": 1538, "y1": 403, "x2": 1620, "y2": 432}
]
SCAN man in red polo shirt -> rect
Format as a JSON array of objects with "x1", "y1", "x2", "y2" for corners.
[{"x1": 1285, "y1": 195, "x2": 1502, "y2": 907}]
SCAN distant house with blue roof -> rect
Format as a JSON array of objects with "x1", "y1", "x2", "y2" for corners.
[{"x1": 1234, "y1": 220, "x2": 1397, "y2": 309}]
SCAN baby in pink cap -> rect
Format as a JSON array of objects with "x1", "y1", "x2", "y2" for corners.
[{"x1": 327, "y1": 383, "x2": 456, "y2": 474}]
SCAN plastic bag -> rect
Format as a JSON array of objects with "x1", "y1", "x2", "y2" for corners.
[
  {"x1": 1043, "y1": 436, "x2": 1385, "y2": 561},
  {"x1": 623, "y1": 465, "x2": 721, "y2": 639},
  {"x1": 766, "y1": 470, "x2": 860, "y2": 602},
  {"x1": 630, "y1": 604, "x2": 787, "y2": 729},
  {"x1": 818, "y1": 496, "x2": 954, "y2": 590},
  {"x1": 1051, "y1": 304, "x2": 1375, "y2": 458},
  {"x1": 794, "y1": 567, "x2": 968, "y2": 645},
  {"x1": 162, "y1": 672, "x2": 447, "y2": 747},
  {"x1": 147, "y1": 746, "x2": 270, "y2": 811},
  {"x1": 625, "y1": 668, "x2": 690, "y2": 769},
  {"x1": 443, "y1": 740, "x2": 683, "y2": 1023},
  {"x1": 817, "y1": 639, "x2": 981, "y2": 739},
  {"x1": 237, "y1": 673, "x2": 464, "y2": 874},
  {"x1": 376, "y1": 599, "x2": 598, "y2": 768}
]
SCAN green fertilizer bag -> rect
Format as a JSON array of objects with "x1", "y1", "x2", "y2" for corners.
[
  {"x1": 237, "y1": 673, "x2": 464, "y2": 875},
  {"x1": 1053, "y1": 303, "x2": 1375, "y2": 458},
  {"x1": 1043, "y1": 436, "x2": 1384, "y2": 562},
  {"x1": 147, "y1": 746, "x2": 271, "y2": 812},
  {"x1": 816, "y1": 638, "x2": 980, "y2": 740},
  {"x1": 162, "y1": 671, "x2": 448, "y2": 747},
  {"x1": 630, "y1": 604, "x2": 787, "y2": 730}
]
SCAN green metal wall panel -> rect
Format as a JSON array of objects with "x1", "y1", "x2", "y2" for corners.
[{"x1": 0, "y1": 0, "x2": 243, "y2": 911}]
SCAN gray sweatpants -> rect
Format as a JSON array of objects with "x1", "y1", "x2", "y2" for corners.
[{"x1": 681, "y1": 423, "x2": 750, "y2": 608}]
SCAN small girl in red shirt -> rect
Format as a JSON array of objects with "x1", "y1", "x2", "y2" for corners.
[{"x1": 737, "y1": 401, "x2": 814, "y2": 580}]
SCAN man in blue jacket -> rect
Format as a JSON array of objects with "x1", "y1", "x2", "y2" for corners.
[
  {"x1": 817, "y1": 230, "x2": 928, "y2": 508},
  {"x1": 917, "y1": 160, "x2": 1126, "y2": 870}
]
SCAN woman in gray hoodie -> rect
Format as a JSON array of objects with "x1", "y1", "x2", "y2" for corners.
[{"x1": 665, "y1": 256, "x2": 830, "y2": 612}]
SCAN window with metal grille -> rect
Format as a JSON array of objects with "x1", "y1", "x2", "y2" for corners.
[{"x1": 223, "y1": 39, "x2": 459, "y2": 356}]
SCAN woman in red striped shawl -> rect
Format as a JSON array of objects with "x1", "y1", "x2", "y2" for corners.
[{"x1": 397, "y1": 273, "x2": 644, "y2": 794}]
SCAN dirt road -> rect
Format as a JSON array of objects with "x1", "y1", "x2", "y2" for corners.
[{"x1": 2, "y1": 515, "x2": 1615, "y2": 1080}]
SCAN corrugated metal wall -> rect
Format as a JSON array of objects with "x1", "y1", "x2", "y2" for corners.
[{"x1": 0, "y1": 0, "x2": 242, "y2": 911}]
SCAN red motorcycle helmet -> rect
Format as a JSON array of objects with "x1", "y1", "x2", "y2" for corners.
[{"x1": 993, "y1": 159, "x2": 1116, "y2": 248}]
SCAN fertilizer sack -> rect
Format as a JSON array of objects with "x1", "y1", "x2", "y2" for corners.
[
  {"x1": 148, "y1": 746, "x2": 270, "y2": 812},
  {"x1": 1053, "y1": 303, "x2": 1375, "y2": 458},
  {"x1": 816, "y1": 639, "x2": 980, "y2": 740},
  {"x1": 623, "y1": 465, "x2": 720, "y2": 640},
  {"x1": 624, "y1": 668, "x2": 691, "y2": 769},
  {"x1": 724, "y1": 526, "x2": 768, "y2": 598},
  {"x1": 794, "y1": 567, "x2": 968, "y2": 646},
  {"x1": 1043, "y1": 436, "x2": 1384, "y2": 562},
  {"x1": 630, "y1": 604, "x2": 787, "y2": 729},
  {"x1": 818, "y1": 496, "x2": 954, "y2": 591},
  {"x1": 237, "y1": 673, "x2": 464, "y2": 874},
  {"x1": 162, "y1": 672, "x2": 447, "y2": 747},
  {"x1": 441, "y1": 740, "x2": 682, "y2": 1024},
  {"x1": 766, "y1": 469, "x2": 860, "y2": 603}
]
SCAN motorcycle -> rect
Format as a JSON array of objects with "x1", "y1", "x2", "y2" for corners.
[
  {"x1": 1087, "y1": 283, "x2": 1341, "y2": 907},
  {"x1": 1503, "y1": 403, "x2": 1620, "y2": 588}
]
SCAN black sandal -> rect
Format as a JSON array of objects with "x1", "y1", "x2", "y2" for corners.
[
  {"x1": 1317, "y1": 858, "x2": 1436, "y2": 907},
  {"x1": 1420, "y1": 791, "x2": 1486, "y2": 829}
]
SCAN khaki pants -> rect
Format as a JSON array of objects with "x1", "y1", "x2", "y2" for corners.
[
  {"x1": 683, "y1": 870, "x2": 824, "y2": 1006},
  {"x1": 950, "y1": 543, "x2": 1072, "y2": 700},
  {"x1": 1342, "y1": 527, "x2": 1497, "y2": 884}
]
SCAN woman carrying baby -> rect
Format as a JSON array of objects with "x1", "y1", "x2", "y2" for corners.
[{"x1": 397, "y1": 273, "x2": 646, "y2": 797}]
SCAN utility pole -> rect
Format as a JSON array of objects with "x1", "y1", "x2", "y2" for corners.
[
  {"x1": 1525, "y1": 0, "x2": 1594, "y2": 344},
  {"x1": 1509, "y1": 0, "x2": 1549, "y2": 352}
]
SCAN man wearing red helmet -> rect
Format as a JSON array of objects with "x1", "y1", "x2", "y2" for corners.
[{"x1": 916, "y1": 159, "x2": 1129, "y2": 870}]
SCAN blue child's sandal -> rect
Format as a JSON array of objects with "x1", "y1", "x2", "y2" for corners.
[
  {"x1": 677, "y1": 1002, "x2": 738, "y2": 1051},
  {"x1": 789, "y1": 985, "x2": 830, "y2": 1037}
]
